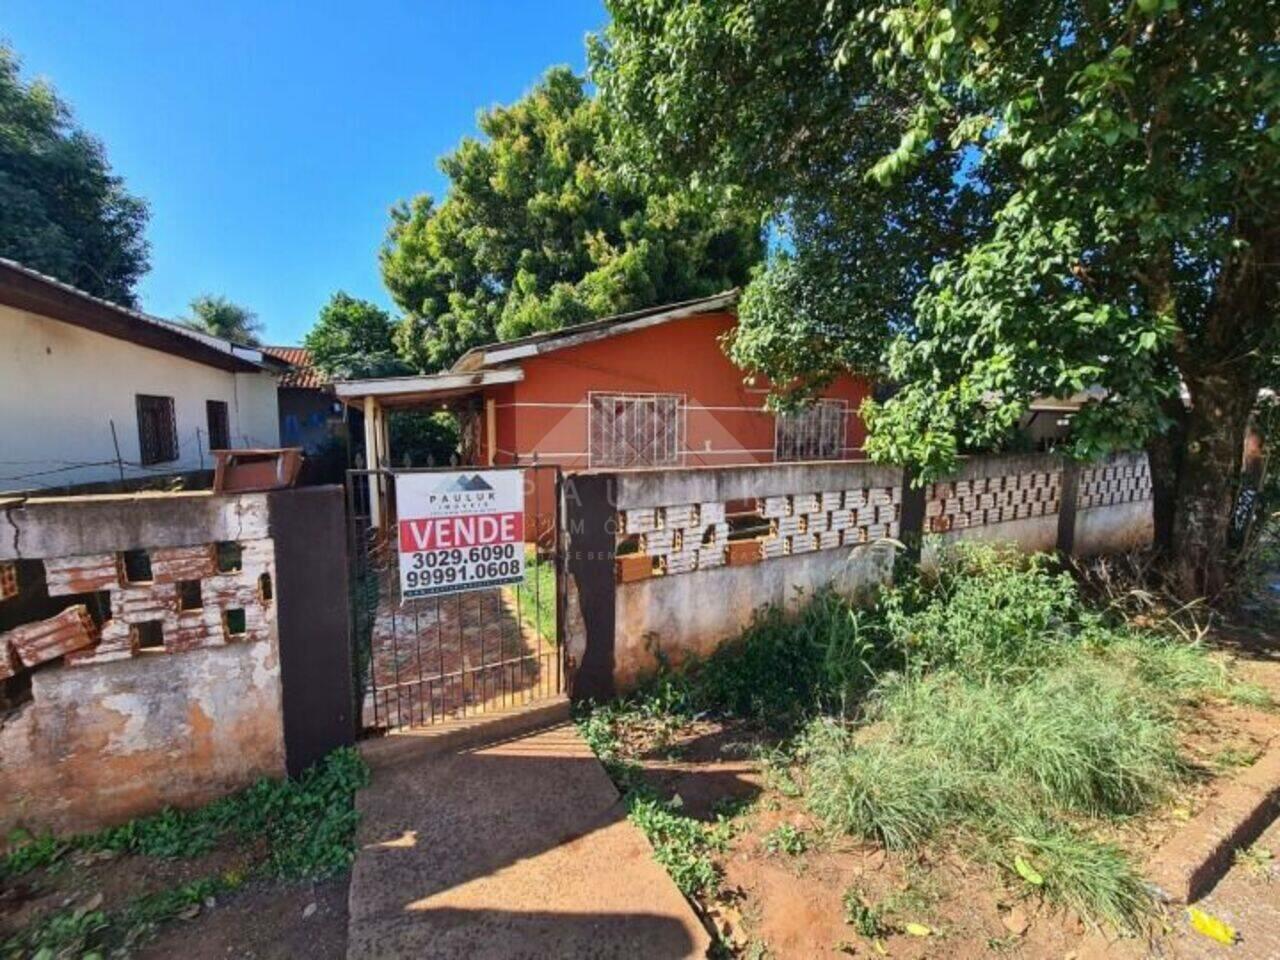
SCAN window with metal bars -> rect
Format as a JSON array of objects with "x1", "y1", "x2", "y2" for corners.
[
  {"x1": 206, "y1": 399, "x2": 230, "y2": 450},
  {"x1": 588, "y1": 393, "x2": 684, "y2": 468},
  {"x1": 774, "y1": 400, "x2": 847, "y2": 461},
  {"x1": 136, "y1": 394, "x2": 178, "y2": 465}
]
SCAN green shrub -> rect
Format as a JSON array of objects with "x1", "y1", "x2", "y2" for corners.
[
  {"x1": 887, "y1": 544, "x2": 1084, "y2": 680},
  {"x1": 645, "y1": 589, "x2": 892, "y2": 728}
]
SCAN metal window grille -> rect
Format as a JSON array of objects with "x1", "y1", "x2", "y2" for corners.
[
  {"x1": 206, "y1": 400, "x2": 230, "y2": 450},
  {"x1": 136, "y1": 394, "x2": 178, "y2": 465},
  {"x1": 774, "y1": 400, "x2": 847, "y2": 461},
  {"x1": 588, "y1": 393, "x2": 684, "y2": 468}
]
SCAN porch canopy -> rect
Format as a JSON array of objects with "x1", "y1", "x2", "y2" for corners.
[{"x1": 333, "y1": 368, "x2": 522, "y2": 526}]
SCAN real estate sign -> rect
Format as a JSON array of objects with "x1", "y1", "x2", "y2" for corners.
[{"x1": 395, "y1": 470, "x2": 525, "y2": 599}]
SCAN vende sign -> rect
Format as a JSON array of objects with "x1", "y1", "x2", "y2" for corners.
[{"x1": 395, "y1": 470, "x2": 525, "y2": 599}]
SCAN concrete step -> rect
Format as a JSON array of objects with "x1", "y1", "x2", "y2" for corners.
[{"x1": 358, "y1": 694, "x2": 571, "y2": 771}]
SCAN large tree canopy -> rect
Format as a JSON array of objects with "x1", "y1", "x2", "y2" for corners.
[
  {"x1": 0, "y1": 45, "x2": 149, "y2": 305},
  {"x1": 380, "y1": 66, "x2": 764, "y2": 371},
  {"x1": 183, "y1": 294, "x2": 262, "y2": 346},
  {"x1": 304, "y1": 291, "x2": 410, "y2": 379},
  {"x1": 597, "y1": 0, "x2": 1280, "y2": 597},
  {"x1": 592, "y1": 1, "x2": 1002, "y2": 399}
]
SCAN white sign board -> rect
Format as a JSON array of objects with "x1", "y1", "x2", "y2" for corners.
[{"x1": 395, "y1": 470, "x2": 525, "y2": 599}]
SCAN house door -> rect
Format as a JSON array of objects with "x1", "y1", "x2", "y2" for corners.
[{"x1": 344, "y1": 463, "x2": 566, "y2": 732}]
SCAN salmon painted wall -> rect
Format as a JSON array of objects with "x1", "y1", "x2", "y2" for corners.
[{"x1": 486, "y1": 311, "x2": 871, "y2": 470}]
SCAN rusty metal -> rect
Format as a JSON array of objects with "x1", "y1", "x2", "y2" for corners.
[{"x1": 346, "y1": 463, "x2": 565, "y2": 733}]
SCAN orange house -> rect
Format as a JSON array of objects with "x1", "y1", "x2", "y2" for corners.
[{"x1": 335, "y1": 291, "x2": 872, "y2": 529}]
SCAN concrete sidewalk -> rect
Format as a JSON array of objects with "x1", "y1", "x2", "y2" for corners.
[{"x1": 346, "y1": 712, "x2": 710, "y2": 959}]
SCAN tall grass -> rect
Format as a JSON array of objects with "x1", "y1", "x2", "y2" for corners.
[{"x1": 615, "y1": 541, "x2": 1262, "y2": 931}]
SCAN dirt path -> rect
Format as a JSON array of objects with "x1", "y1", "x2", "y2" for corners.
[{"x1": 345, "y1": 716, "x2": 709, "y2": 959}]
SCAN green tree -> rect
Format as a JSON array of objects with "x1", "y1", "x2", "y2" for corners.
[
  {"x1": 0, "y1": 44, "x2": 149, "y2": 305},
  {"x1": 184, "y1": 294, "x2": 263, "y2": 346},
  {"x1": 596, "y1": 0, "x2": 1280, "y2": 597},
  {"x1": 304, "y1": 291, "x2": 410, "y2": 379},
  {"x1": 380, "y1": 66, "x2": 764, "y2": 371}
]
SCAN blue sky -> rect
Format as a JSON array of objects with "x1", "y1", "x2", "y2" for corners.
[{"x1": 3, "y1": 0, "x2": 607, "y2": 344}]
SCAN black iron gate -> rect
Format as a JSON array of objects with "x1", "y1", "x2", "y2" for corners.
[{"x1": 346, "y1": 464, "x2": 565, "y2": 732}]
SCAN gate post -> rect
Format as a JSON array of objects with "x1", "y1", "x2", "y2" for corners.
[
  {"x1": 268, "y1": 486, "x2": 356, "y2": 775},
  {"x1": 562, "y1": 472, "x2": 618, "y2": 702}
]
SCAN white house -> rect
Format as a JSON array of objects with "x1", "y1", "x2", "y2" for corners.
[{"x1": 0, "y1": 258, "x2": 281, "y2": 494}]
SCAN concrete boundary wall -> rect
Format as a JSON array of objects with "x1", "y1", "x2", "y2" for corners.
[
  {"x1": 564, "y1": 452, "x2": 1154, "y2": 696},
  {"x1": 0, "y1": 487, "x2": 352, "y2": 839}
]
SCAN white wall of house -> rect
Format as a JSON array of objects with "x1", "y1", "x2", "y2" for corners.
[{"x1": 0, "y1": 303, "x2": 280, "y2": 492}]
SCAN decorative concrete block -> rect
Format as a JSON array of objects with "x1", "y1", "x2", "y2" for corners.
[
  {"x1": 761, "y1": 536, "x2": 788, "y2": 559},
  {"x1": 663, "y1": 505, "x2": 698, "y2": 530},
  {"x1": 699, "y1": 501, "x2": 727, "y2": 525},
  {"x1": 818, "y1": 531, "x2": 841, "y2": 551},
  {"x1": 641, "y1": 530, "x2": 674, "y2": 556},
  {"x1": 111, "y1": 583, "x2": 178, "y2": 623},
  {"x1": 774, "y1": 516, "x2": 803, "y2": 538},
  {"x1": 149, "y1": 544, "x2": 217, "y2": 583},
  {"x1": 44, "y1": 553, "x2": 120, "y2": 596},
  {"x1": 820, "y1": 491, "x2": 843, "y2": 512},
  {"x1": 845, "y1": 489, "x2": 868, "y2": 510},
  {"x1": 792, "y1": 493, "x2": 820, "y2": 515},
  {"x1": 5, "y1": 605, "x2": 97, "y2": 667},
  {"x1": 623, "y1": 509, "x2": 658, "y2": 534},
  {"x1": 0, "y1": 644, "x2": 20, "y2": 680},
  {"x1": 728, "y1": 540, "x2": 765, "y2": 565},
  {"x1": 698, "y1": 546, "x2": 726, "y2": 569},
  {"x1": 762, "y1": 496, "x2": 790, "y2": 518},
  {"x1": 0, "y1": 562, "x2": 17, "y2": 602}
]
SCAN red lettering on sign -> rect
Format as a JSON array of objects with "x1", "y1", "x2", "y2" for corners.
[{"x1": 399, "y1": 512, "x2": 523, "y2": 552}]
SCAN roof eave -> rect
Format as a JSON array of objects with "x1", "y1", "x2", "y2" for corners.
[
  {"x1": 451, "y1": 290, "x2": 739, "y2": 372},
  {"x1": 0, "y1": 259, "x2": 264, "y2": 373}
]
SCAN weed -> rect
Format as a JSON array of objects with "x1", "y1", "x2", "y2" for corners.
[
  {"x1": 575, "y1": 701, "x2": 733, "y2": 899},
  {"x1": 1, "y1": 748, "x2": 369, "y2": 957},
  {"x1": 842, "y1": 885, "x2": 885, "y2": 938},
  {"x1": 1234, "y1": 845, "x2": 1274, "y2": 880},
  {"x1": 1213, "y1": 746, "x2": 1261, "y2": 770},
  {"x1": 762, "y1": 823, "x2": 809, "y2": 856},
  {"x1": 627, "y1": 794, "x2": 732, "y2": 898}
]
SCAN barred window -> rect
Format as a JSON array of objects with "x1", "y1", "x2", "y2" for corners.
[
  {"x1": 589, "y1": 393, "x2": 684, "y2": 468},
  {"x1": 136, "y1": 394, "x2": 178, "y2": 465},
  {"x1": 774, "y1": 400, "x2": 847, "y2": 461},
  {"x1": 206, "y1": 400, "x2": 230, "y2": 450}
]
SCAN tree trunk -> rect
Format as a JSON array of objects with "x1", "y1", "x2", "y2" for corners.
[
  {"x1": 1145, "y1": 396, "x2": 1186, "y2": 557},
  {"x1": 1168, "y1": 372, "x2": 1256, "y2": 599}
]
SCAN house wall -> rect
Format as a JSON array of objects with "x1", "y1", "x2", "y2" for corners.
[
  {"x1": 0, "y1": 303, "x2": 280, "y2": 492},
  {"x1": 278, "y1": 387, "x2": 341, "y2": 455},
  {"x1": 491, "y1": 311, "x2": 871, "y2": 469}
]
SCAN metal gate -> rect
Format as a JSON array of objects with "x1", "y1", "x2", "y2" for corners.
[{"x1": 346, "y1": 464, "x2": 565, "y2": 732}]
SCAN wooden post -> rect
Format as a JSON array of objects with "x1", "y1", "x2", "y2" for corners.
[{"x1": 363, "y1": 395, "x2": 382, "y2": 530}]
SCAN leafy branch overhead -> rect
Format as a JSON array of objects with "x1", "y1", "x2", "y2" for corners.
[{"x1": 595, "y1": 0, "x2": 1280, "y2": 597}]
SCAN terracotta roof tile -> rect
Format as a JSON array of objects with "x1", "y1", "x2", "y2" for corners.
[{"x1": 261, "y1": 345, "x2": 329, "y2": 389}]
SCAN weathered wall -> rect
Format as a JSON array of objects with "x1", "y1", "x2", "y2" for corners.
[
  {"x1": 565, "y1": 461, "x2": 904, "y2": 693},
  {"x1": 1071, "y1": 452, "x2": 1155, "y2": 555},
  {"x1": 0, "y1": 491, "x2": 287, "y2": 838},
  {"x1": 564, "y1": 452, "x2": 1155, "y2": 694}
]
